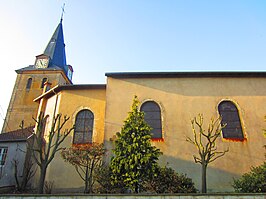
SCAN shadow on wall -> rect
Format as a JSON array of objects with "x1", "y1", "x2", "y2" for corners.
[
  {"x1": 120, "y1": 78, "x2": 266, "y2": 97},
  {"x1": 104, "y1": 140, "x2": 240, "y2": 193},
  {"x1": 159, "y1": 155, "x2": 240, "y2": 193}
]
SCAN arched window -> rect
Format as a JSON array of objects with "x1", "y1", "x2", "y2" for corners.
[
  {"x1": 140, "y1": 101, "x2": 162, "y2": 140},
  {"x1": 41, "y1": 78, "x2": 47, "y2": 88},
  {"x1": 26, "y1": 78, "x2": 32, "y2": 89},
  {"x1": 73, "y1": 110, "x2": 94, "y2": 144},
  {"x1": 218, "y1": 101, "x2": 244, "y2": 140}
]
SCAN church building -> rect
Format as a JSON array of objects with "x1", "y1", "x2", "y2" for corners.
[{"x1": 1, "y1": 19, "x2": 265, "y2": 193}]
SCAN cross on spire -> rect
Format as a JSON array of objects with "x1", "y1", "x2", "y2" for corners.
[{"x1": 60, "y1": 3, "x2": 65, "y2": 22}]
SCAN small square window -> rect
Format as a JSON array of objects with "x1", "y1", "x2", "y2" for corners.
[{"x1": 0, "y1": 147, "x2": 8, "y2": 166}]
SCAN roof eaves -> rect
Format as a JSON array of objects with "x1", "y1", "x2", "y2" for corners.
[
  {"x1": 0, "y1": 139, "x2": 28, "y2": 143},
  {"x1": 33, "y1": 84, "x2": 106, "y2": 102},
  {"x1": 33, "y1": 85, "x2": 60, "y2": 102},
  {"x1": 57, "y1": 84, "x2": 106, "y2": 90},
  {"x1": 105, "y1": 71, "x2": 266, "y2": 78},
  {"x1": 16, "y1": 65, "x2": 65, "y2": 73}
]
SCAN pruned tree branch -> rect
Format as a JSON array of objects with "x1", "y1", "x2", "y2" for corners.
[
  {"x1": 29, "y1": 112, "x2": 75, "y2": 194},
  {"x1": 186, "y1": 114, "x2": 229, "y2": 193},
  {"x1": 61, "y1": 143, "x2": 106, "y2": 193}
]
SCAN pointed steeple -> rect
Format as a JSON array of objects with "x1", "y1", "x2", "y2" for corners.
[{"x1": 43, "y1": 20, "x2": 67, "y2": 72}]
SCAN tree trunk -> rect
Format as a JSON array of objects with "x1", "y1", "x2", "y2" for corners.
[
  {"x1": 84, "y1": 165, "x2": 89, "y2": 193},
  {"x1": 201, "y1": 163, "x2": 207, "y2": 193},
  {"x1": 135, "y1": 186, "x2": 139, "y2": 194},
  {"x1": 38, "y1": 165, "x2": 47, "y2": 194},
  {"x1": 134, "y1": 181, "x2": 139, "y2": 193},
  {"x1": 88, "y1": 167, "x2": 93, "y2": 193}
]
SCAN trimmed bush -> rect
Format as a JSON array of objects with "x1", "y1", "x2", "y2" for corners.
[
  {"x1": 94, "y1": 165, "x2": 125, "y2": 194},
  {"x1": 233, "y1": 162, "x2": 266, "y2": 193},
  {"x1": 147, "y1": 166, "x2": 197, "y2": 193}
]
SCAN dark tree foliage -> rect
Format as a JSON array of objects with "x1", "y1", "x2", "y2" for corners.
[
  {"x1": 233, "y1": 162, "x2": 266, "y2": 193},
  {"x1": 110, "y1": 96, "x2": 162, "y2": 193},
  {"x1": 147, "y1": 166, "x2": 197, "y2": 193},
  {"x1": 94, "y1": 164, "x2": 125, "y2": 193},
  {"x1": 61, "y1": 143, "x2": 106, "y2": 193}
]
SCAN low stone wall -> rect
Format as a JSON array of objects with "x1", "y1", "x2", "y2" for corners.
[{"x1": 0, "y1": 194, "x2": 265, "y2": 199}]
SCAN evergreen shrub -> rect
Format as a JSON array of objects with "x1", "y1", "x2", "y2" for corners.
[
  {"x1": 147, "y1": 166, "x2": 197, "y2": 193},
  {"x1": 233, "y1": 162, "x2": 266, "y2": 193}
]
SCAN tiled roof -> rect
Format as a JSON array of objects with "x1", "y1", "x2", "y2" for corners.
[{"x1": 0, "y1": 127, "x2": 34, "y2": 142}]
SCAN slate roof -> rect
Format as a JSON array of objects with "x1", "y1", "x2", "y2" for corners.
[
  {"x1": 0, "y1": 127, "x2": 34, "y2": 142},
  {"x1": 16, "y1": 65, "x2": 64, "y2": 73},
  {"x1": 43, "y1": 20, "x2": 67, "y2": 72},
  {"x1": 16, "y1": 20, "x2": 69, "y2": 79}
]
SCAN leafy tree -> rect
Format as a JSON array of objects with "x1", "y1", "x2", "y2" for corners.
[
  {"x1": 263, "y1": 116, "x2": 266, "y2": 158},
  {"x1": 31, "y1": 113, "x2": 75, "y2": 194},
  {"x1": 186, "y1": 114, "x2": 229, "y2": 193},
  {"x1": 147, "y1": 166, "x2": 197, "y2": 193},
  {"x1": 110, "y1": 95, "x2": 162, "y2": 193},
  {"x1": 233, "y1": 116, "x2": 266, "y2": 192},
  {"x1": 233, "y1": 162, "x2": 266, "y2": 193},
  {"x1": 61, "y1": 143, "x2": 106, "y2": 193}
]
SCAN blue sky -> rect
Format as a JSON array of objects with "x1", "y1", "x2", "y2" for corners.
[{"x1": 0, "y1": 0, "x2": 266, "y2": 129}]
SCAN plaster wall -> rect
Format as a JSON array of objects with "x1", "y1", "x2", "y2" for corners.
[
  {"x1": 2, "y1": 71, "x2": 69, "y2": 133},
  {"x1": 42, "y1": 88, "x2": 106, "y2": 190},
  {"x1": 0, "y1": 142, "x2": 27, "y2": 187},
  {"x1": 104, "y1": 76, "x2": 266, "y2": 192}
]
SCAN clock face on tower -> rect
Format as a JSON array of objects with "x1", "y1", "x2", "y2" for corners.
[{"x1": 36, "y1": 58, "x2": 49, "y2": 68}]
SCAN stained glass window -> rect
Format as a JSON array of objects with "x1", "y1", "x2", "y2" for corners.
[
  {"x1": 141, "y1": 101, "x2": 162, "y2": 139},
  {"x1": 73, "y1": 110, "x2": 94, "y2": 144},
  {"x1": 218, "y1": 101, "x2": 244, "y2": 140}
]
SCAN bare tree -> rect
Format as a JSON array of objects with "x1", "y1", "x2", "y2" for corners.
[
  {"x1": 30, "y1": 113, "x2": 75, "y2": 194},
  {"x1": 11, "y1": 121, "x2": 36, "y2": 192},
  {"x1": 13, "y1": 158, "x2": 36, "y2": 192},
  {"x1": 186, "y1": 114, "x2": 229, "y2": 193}
]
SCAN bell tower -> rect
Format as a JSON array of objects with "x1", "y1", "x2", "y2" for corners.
[{"x1": 1, "y1": 19, "x2": 73, "y2": 133}]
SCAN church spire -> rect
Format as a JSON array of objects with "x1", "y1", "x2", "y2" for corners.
[
  {"x1": 43, "y1": 20, "x2": 67, "y2": 71},
  {"x1": 32, "y1": 12, "x2": 73, "y2": 81}
]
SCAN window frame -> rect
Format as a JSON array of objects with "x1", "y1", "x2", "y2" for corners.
[
  {"x1": 218, "y1": 100, "x2": 245, "y2": 141},
  {"x1": 26, "y1": 78, "x2": 32, "y2": 90},
  {"x1": 140, "y1": 100, "x2": 163, "y2": 141},
  {"x1": 73, "y1": 109, "x2": 94, "y2": 145},
  {"x1": 41, "y1": 78, "x2": 48, "y2": 88},
  {"x1": 0, "y1": 147, "x2": 8, "y2": 167}
]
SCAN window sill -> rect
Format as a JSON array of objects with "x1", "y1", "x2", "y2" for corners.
[
  {"x1": 151, "y1": 138, "x2": 164, "y2": 142},
  {"x1": 223, "y1": 137, "x2": 247, "y2": 142}
]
